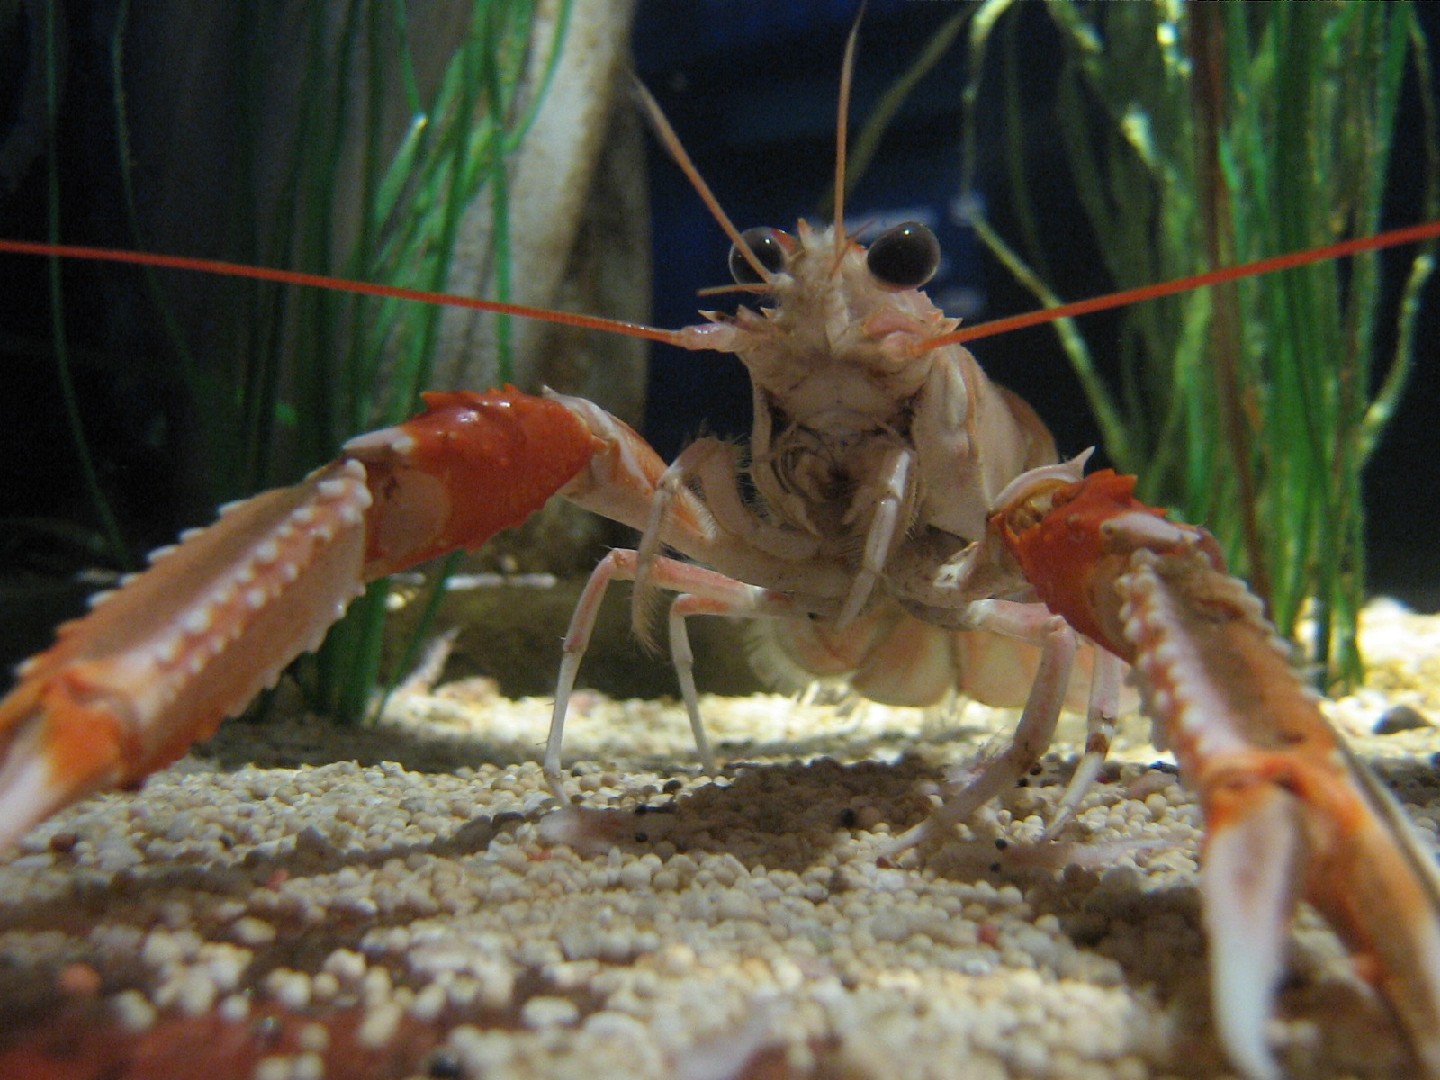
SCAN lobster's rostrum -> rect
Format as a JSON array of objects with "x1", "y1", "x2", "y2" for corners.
[{"x1": 3, "y1": 47, "x2": 1440, "y2": 1080}]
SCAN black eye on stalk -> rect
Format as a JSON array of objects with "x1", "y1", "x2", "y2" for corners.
[
  {"x1": 866, "y1": 221, "x2": 940, "y2": 289},
  {"x1": 729, "y1": 227, "x2": 789, "y2": 284}
]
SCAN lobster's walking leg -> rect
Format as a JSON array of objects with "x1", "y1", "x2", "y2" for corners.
[
  {"x1": 0, "y1": 388, "x2": 601, "y2": 854},
  {"x1": 1043, "y1": 646, "x2": 1124, "y2": 839},
  {"x1": 544, "y1": 548, "x2": 804, "y2": 803},
  {"x1": 886, "y1": 599, "x2": 1078, "y2": 853},
  {"x1": 996, "y1": 469, "x2": 1440, "y2": 1080}
]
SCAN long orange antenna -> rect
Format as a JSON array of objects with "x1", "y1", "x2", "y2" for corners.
[
  {"x1": 935, "y1": 219, "x2": 1440, "y2": 347},
  {"x1": 0, "y1": 239, "x2": 686, "y2": 347},
  {"x1": 6, "y1": 221, "x2": 1438, "y2": 354}
]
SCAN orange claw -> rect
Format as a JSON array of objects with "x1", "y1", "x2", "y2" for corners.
[
  {"x1": 0, "y1": 386, "x2": 601, "y2": 854},
  {"x1": 994, "y1": 468, "x2": 1440, "y2": 1079}
]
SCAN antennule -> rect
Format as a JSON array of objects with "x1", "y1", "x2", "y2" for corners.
[
  {"x1": 834, "y1": 4, "x2": 867, "y2": 240},
  {"x1": 631, "y1": 78, "x2": 774, "y2": 286}
]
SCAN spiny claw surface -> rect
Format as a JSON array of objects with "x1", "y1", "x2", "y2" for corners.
[
  {"x1": 0, "y1": 462, "x2": 374, "y2": 852},
  {"x1": 0, "y1": 387, "x2": 604, "y2": 854},
  {"x1": 996, "y1": 469, "x2": 1440, "y2": 1079}
]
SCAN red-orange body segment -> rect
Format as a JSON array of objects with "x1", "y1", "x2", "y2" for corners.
[
  {"x1": 991, "y1": 470, "x2": 1152, "y2": 655},
  {"x1": 359, "y1": 387, "x2": 603, "y2": 579},
  {"x1": 992, "y1": 469, "x2": 1223, "y2": 658}
]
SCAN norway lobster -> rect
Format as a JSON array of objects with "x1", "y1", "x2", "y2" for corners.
[{"x1": 3, "y1": 59, "x2": 1440, "y2": 1080}]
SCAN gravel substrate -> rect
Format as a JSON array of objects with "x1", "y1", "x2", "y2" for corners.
[{"x1": 1, "y1": 602, "x2": 1438, "y2": 1079}]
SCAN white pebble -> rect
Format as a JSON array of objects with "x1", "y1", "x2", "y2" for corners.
[
  {"x1": 111, "y1": 990, "x2": 157, "y2": 1033},
  {"x1": 357, "y1": 1002, "x2": 402, "y2": 1049},
  {"x1": 522, "y1": 995, "x2": 580, "y2": 1029}
]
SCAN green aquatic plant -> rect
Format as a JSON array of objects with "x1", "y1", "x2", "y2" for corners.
[
  {"x1": 275, "y1": 0, "x2": 574, "y2": 722},
  {"x1": 960, "y1": 0, "x2": 1437, "y2": 689},
  {"x1": 43, "y1": 0, "x2": 572, "y2": 719}
]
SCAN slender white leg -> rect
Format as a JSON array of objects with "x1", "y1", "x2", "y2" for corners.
[
  {"x1": 667, "y1": 587, "x2": 799, "y2": 775},
  {"x1": 1043, "y1": 645, "x2": 1124, "y2": 838},
  {"x1": 886, "y1": 599, "x2": 1076, "y2": 853},
  {"x1": 546, "y1": 548, "x2": 802, "y2": 806},
  {"x1": 545, "y1": 549, "x2": 633, "y2": 802}
]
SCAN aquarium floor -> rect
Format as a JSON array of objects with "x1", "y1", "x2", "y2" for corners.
[{"x1": 1, "y1": 603, "x2": 1438, "y2": 1080}]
